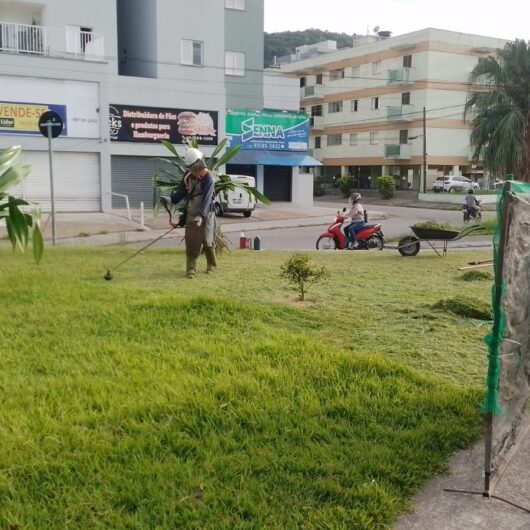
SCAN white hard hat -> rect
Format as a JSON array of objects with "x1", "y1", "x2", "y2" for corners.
[{"x1": 184, "y1": 147, "x2": 204, "y2": 167}]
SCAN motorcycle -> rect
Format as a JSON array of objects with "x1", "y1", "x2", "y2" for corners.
[
  {"x1": 315, "y1": 209, "x2": 385, "y2": 251},
  {"x1": 462, "y1": 202, "x2": 482, "y2": 223}
]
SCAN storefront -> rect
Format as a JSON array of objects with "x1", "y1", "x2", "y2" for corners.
[{"x1": 226, "y1": 109, "x2": 321, "y2": 205}]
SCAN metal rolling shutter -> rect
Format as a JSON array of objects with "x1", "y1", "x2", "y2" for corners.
[
  {"x1": 264, "y1": 165, "x2": 292, "y2": 201},
  {"x1": 111, "y1": 155, "x2": 159, "y2": 208},
  {"x1": 16, "y1": 151, "x2": 101, "y2": 212}
]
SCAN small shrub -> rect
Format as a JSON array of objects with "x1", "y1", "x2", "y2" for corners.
[
  {"x1": 336, "y1": 174, "x2": 356, "y2": 197},
  {"x1": 377, "y1": 175, "x2": 395, "y2": 199},
  {"x1": 281, "y1": 253, "x2": 329, "y2": 301},
  {"x1": 432, "y1": 296, "x2": 492, "y2": 320},
  {"x1": 313, "y1": 175, "x2": 325, "y2": 196}
]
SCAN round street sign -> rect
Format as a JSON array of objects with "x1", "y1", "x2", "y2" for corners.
[{"x1": 38, "y1": 111, "x2": 64, "y2": 138}]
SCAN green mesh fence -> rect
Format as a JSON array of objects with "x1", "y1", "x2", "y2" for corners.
[{"x1": 483, "y1": 180, "x2": 530, "y2": 481}]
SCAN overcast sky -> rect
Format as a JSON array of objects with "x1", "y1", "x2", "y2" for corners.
[{"x1": 264, "y1": 0, "x2": 529, "y2": 41}]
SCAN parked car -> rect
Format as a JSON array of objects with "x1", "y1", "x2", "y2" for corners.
[
  {"x1": 214, "y1": 174, "x2": 256, "y2": 217},
  {"x1": 432, "y1": 175, "x2": 480, "y2": 193}
]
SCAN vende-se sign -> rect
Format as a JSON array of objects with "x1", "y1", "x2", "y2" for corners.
[
  {"x1": 0, "y1": 101, "x2": 67, "y2": 136},
  {"x1": 109, "y1": 104, "x2": 218, "y2": 145}
]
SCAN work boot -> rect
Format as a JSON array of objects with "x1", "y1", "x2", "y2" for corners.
[
  {"x1": 186, "y1": 268, "x2": 196, "y2": 279},
  {"x1": 205, "y1": 265, "x2": 217, "y2": 274}
]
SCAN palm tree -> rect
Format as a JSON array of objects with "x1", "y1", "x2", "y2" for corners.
[
  {"x1": 0, "y1": 146, "x2": 44, "y2": 263},
  {"x1": 465, "y1": 39, "x2": 530, "y2": 182},
  {"x1": 152, "y1": 138, "x2": 270, "y2": 219}
]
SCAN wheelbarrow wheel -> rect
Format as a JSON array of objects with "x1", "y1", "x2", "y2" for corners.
[{"x1": 398, "y1": 236, "x2": 421, "y2": 257}]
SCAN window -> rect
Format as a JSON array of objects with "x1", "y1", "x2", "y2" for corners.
[
  {"x1": 403, "y1": 54, "x2": 412, "y2": 68},
  {"x1": 327, "y1": 134, "x2": 342, "y2": 146},
  {"x1": 401, "y1": 92, "x2": 410, "y2": 105},
  {"x1": 181, "y1": 39, "x2": 203, "y2": 66},
  {"x1": 314, "y1": 136, "x2": 321, "y2": 149},
  {"x1": 352, "y1": 65, "x2": 360, "y2": 78},
  {"x1": 311, "y1": 105, "x2": 322, "y2": 117},
  {"x1": 329, "y1": 68, "x2": 345, "y2": 81},
  {"x1": 349, "y1": 133, "x2": 358, "y2": 146},
  {"x1": 369, "y1": 132, "x2": 379, "y2": 145},
  {"x1": 225, "y1": 0, "x2": 245, "y2": 9},
  {"x1": 399, "y1": 130, "x2": 409, "y2": 144},
  {"x1": 225, "y1": 51, "x2": 245, "y2": 76},
  {"x1": 328, "y1": 101, "x2": 343, "y2": 113},
  {"x1": 316, "y1": 73, "x2": 323, "y2": 84},
  {"x1": 372, "y1": 61, "x2": 381, "y2": 74},
  {"x1": 351, "y1": 99, "x2": 358, "y2": 112},
  {"x1": 300, "y1": 77, "x2": 306, "y2": 87},
  {"x1": 371, "y1": 97, "x2": 379, "y2": 110}
]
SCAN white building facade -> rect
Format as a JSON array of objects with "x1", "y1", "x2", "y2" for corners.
[
  {"x1": 0, "y1": 0, "x2": 310, "y2": 212},
  {"x1": 280, "y1": 28, "x2": 508, "y2": 191}
]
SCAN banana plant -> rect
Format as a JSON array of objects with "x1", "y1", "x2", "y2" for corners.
[
  {"x1": 152, "y1": 138, "x2": 270, "y2": 218},
  {"x1": 0, "y1": 146, "x2": 43, "y2": 263}
]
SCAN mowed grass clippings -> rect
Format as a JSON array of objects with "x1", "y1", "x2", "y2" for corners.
[{"x1": 0, "y1": 247, "x2": 492, "y2": 529}]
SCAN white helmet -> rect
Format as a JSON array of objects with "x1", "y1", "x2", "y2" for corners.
[{"x1": 184, "y1": 147, "x2": 205, "y2": 168}]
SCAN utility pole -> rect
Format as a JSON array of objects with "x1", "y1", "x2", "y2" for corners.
[{"x1": 422, "y1": 106, "x2": 427, "y2": 194}]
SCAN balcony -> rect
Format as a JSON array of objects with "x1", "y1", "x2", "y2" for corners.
[
  {"x1": 301, "y1": 84, "x2": 325, "y2": 100},
  {"x1": 387, "y1": 67, "x2": 414, "y2": 85},
  {"x1": 0, "y1": 22, "x2": 105, "y2": 61},
  {"x1": 309, "y1": 115, "x2": 324, "y2": 130},
  {"x1": 385, "y1": 144, "x2": 412, "y2": 159},
  {"x1": 387, "y1": 104, "x2": 415, "y2": 122}
]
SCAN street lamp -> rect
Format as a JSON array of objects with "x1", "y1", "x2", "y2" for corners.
[{"x1": 408, "y1": 107, "x2": 427, "y2": 194}]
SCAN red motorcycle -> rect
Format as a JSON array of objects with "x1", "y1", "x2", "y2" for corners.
[{"x1": 315, "y1": 210, "x2": 385, "y2": 251}]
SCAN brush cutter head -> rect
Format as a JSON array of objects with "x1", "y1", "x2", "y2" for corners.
[{"x1": 104, "y1": 269, "x2": 113, "y2": 281}]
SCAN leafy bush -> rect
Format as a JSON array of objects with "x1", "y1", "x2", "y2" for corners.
[
  {"x1": 281, "y1": 253, "x2": 329, "y2": 301},
  {"x1": 336, "y1": 174, "x2": 356, "y2": 197},
  {"x1": 313, "y1": 175, "x2": 325, "y2": 196},
  {"x1": 377, "y1": 175, "x2": 395, "y2": 199}
]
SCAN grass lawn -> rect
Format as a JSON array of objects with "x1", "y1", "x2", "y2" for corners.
[{"x1": 0, "y1": 246, "x2": 494, "y2": 529}]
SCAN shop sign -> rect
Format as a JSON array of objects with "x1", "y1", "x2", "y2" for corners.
[
  {"x1": 0, "y1": 101, "x2": 67, "y2": 136},
  {"x1": 226, "y1": 109, "x2": 309, "y2": 151},
  {"x1": 109, "y1": 104, "x2": 218, "y2": 144}
]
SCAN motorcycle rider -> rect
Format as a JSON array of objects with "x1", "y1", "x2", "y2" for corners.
[
  {"x1": 464, "y1": 188, "x2": 480, "y2": 219},
  {"x1": 344, "y1": 192, "x2": 366, "y2": 249}
]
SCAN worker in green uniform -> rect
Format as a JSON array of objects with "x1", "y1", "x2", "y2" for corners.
[{"x1": 166, "y1": 147, "x2": 217, "y2": 278}]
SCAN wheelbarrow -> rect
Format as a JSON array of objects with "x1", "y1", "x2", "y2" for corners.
[{"x1": 395, "y1": 224, "x2": 486, "y2": 257}]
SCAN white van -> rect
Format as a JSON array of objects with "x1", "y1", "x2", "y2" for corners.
[{"x1": 214, "y1": 174, "x2": 256, "y2": 217}]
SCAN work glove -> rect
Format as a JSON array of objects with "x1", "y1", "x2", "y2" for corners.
[{"x1": 192, "y1": 215, "x2": 203, "y2": 227}]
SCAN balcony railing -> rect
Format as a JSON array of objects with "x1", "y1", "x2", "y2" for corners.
[
  {"x1": 0, "y1": 22, "x2": 105, "y2": 60},
  {"x1": 309, "y1": 115, "x2": 324, "y2": 129},
  {"x1": 387, "y1": 67, "x2": 414, "y2": 85},
  {"x1": 387, "y1": 104, "x2": 415, "y2": 121},
  {"x1": 385, "y1": 144, "x2": 412, "y2": 159},
  {"x1": 301, "y1": 84, "x2": 325, "y2": 99}
]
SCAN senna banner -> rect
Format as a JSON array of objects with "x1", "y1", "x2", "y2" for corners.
[
  {"x1": 0, "y1": 101, "x2": 67, "y2": 136},
  {"x1": 226, "y1": 109, "x2": 309, "y2": 151},
  {"x1": 109, "y1": 104, "x2": 218, "y2": 145}
]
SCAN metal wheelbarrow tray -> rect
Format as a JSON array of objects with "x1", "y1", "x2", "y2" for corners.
[{"x1": 396, "y1": 224, "x2": 485, "y2": 257}]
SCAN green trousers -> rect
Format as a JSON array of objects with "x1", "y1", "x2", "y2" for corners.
[{"x1": 185, "y1": 220, "x2": 217, "y2": 275}]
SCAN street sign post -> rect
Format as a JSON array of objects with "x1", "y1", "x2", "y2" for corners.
[{"x1": 38, "y1": 111, "x2": 63, "y2": 245}]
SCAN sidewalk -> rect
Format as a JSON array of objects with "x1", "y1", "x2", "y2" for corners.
[{"x1": 0, "y1": 192, "x2": 492, "y2": 247}]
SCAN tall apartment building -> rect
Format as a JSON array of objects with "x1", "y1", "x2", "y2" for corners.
[
  {"x1": 0, "y1": 0, "x2": 310, "y2": 212},
  {"x1": 279, "y1": 28, "x2": 508, "y2": 191}
]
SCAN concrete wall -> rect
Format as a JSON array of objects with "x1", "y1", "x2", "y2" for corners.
[
  {"x1": 225, "y1": 0, "x2": 264, "y2": 110},
  {"x1": 263, "y1": 73, "x2": 299, "y2": 111}
]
